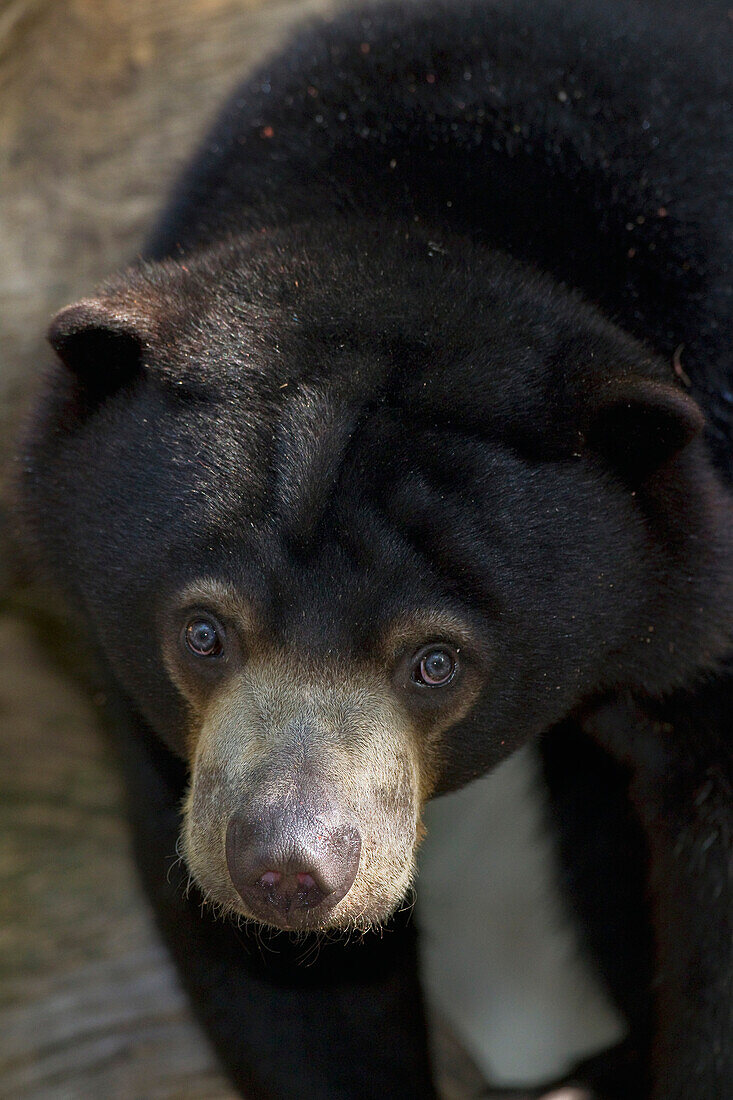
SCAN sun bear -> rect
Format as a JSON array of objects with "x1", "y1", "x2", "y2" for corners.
[{"x1": 16, "y1": 1, "x2": 732, "y2": 1097}]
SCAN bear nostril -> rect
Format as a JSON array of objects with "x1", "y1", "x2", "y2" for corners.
[
  {"x1": 225, "y1": 812, "x2": 362, "y2": 927},
  {"x1": 254, "y1": 869, "x2": 329, "y2": 914}
]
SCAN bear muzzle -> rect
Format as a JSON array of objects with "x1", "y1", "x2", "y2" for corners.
[{"x1": 181, "y1": 661, "x2": 425, "y2": 929}]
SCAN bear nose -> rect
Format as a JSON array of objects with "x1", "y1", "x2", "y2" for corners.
[{"x1": 225, "y1": 809, "x2": 361, "y2": 928}]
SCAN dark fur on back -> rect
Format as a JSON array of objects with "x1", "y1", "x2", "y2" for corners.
[{"x1": 150, "y1": 0, "x2": 733, "y2": 472}]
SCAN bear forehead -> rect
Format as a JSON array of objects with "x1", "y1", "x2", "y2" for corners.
[
  {"x1": 47, "y1": 231, "x2": 669, "y2": 626},
  {"x1": 141, "y1": 222, "x2": 639, "y2": 411}
]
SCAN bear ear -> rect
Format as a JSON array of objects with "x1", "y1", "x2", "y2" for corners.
[
  {"x1": 48, "y1": 299, "x2": 149, "y2": 404},
  {"x1": 584, "y1": 377, "x2": 705, "y2": 481}
]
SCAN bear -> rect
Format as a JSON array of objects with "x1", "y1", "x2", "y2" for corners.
[{"x1": 15, "y1": 0, "x2": 732, "y2": 1097}]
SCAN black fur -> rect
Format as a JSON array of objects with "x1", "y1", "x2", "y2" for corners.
[{"x1": 16, "y1": 1, "x2": 732, "y2": 1098}]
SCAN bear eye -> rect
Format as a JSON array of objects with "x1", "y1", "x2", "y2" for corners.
[
  {"x1": 184, "y1": 617, "x2": 224, "y2": 658},
  {"x1": 413, "y1": 645, "x2": 457, "y2": 687}
]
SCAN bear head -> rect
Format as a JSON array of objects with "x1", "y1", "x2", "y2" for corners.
[{"x1": 18, "y1": 221, "x2": 733, "y2": 930}]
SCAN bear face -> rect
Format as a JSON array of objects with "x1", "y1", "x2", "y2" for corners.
[{"x1": 20, "y1": 221, "x2": 733, "y2": 931}]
